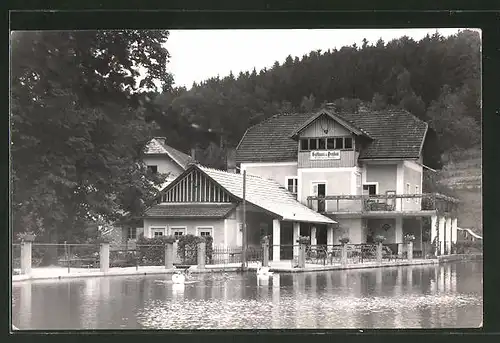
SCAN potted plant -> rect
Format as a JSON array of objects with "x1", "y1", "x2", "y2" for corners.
[
  {"x1": 404, "y1": 234, "x2": 416, "y2": 242},
  {"x1": 18, "y1": 231, "x2": 36, "y2": 242},
  {"x1": 374, "y1": 235, "x2": 386, "y2": 244},
  {"x1": 260, "y1": 235, "x2": 270, "y2": 245},
  {"x1": 296, "y1": 236, "x2": 310, "y2": 245},
  {"x1": 339, "y1": 237, "x2": 350, "y2": 245}
]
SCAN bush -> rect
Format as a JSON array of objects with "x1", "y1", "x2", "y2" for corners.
[
  {"x1": 374, "y1": 235, "x2": 386, "y2": 244},
  {"x1": 296, "y1": 236, "x2": 310, "y2": 245},
  {"x1": 339, "y1": 237, "x2": 350, "y2": 244},
  {"x1": 177, "y1": 234, "x2": 213, "y2": 265},
  {"x1": 455, "y1": 240, "x2": 482, "y2": 254},
  {"x1": 136, "y1": 235, "x2": 175, "y2": 266}
]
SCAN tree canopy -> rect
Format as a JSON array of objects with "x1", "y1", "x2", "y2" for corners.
[
  {"x1": 11, "y1": 30, "x2": 172, "y2": 241},
  {"x1": 153, "y1": 30, "x2": 480, "y2": 167}
]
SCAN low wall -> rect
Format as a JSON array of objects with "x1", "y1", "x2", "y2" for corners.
[{"x1": 438, "y1": 253, "x2": 483, "y2": 263}]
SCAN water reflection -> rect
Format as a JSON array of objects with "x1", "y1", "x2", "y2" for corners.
[{"x1": 12, "y1": 261, "x2": 482, "y2": 330}]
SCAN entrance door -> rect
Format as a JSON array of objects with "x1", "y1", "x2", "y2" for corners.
[{"x1": 312, "y1": 182, "x2": 326, "y2": 213}]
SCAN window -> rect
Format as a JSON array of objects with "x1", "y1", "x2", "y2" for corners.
[
  {"x1": 147, "y1": 165, "x2": 158, "y2": 174},
  {"x1": 309, "y1": 139, "x2": 317, "y2": 150},
  {"x1": 286, "y1": 177, "x2": 298, "y2": 195},
  {"x1": 127, "y1": 227, "x2": 137, "y2": 240},
  {"x1": 327, "y1": 138, "x2": 335, "y2": 149},
  {"x1": 335, "y1": 138, "x2": 344, "y2": 149},
  {"x1": 415, "y1": 185, "x2": 420, "y2": 204},
  {"x1": 300, "y1": 137, "x2": 354, "y2": 151},
  {"x1": 300, "y1": 139, "x2": 309, "y2": 150},
  {"x1": 363, "y1": 184, "x2": 377, "y2": 196},
  {"x1": 197, "y1": 227, "x2": 213, "y2": 237},
  {"x1": 344, "y1": 137, "x2": 353, "y2": 149},
  {"x1": 318, "y1": 138, "x2": 326, "y2": 150},
  {"x1": 151, "y1": 228, "x2": 165, "y2": 237},
  {"x1": 170, "y1": 227, "x2": 186, "y2": 237},
  {"x1": 406, "y1": 183, "x2": 411, "y2": 202}
]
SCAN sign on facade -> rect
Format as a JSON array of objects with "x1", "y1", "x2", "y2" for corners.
[{"x1": 310, "y1": 150, "x2": 341, "y2": 160}]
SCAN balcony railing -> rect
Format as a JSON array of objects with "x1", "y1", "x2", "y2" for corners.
[{"x1": 306, "y1": 193, "x2": 459, "y2": 214}]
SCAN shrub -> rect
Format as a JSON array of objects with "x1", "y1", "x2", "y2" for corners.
[
  {"x1": 374, "y1": 235, "x2": 386, "y2": 244},
  {"x1": 339, "y1": 237, "x2": 350, "y2": 245},
  {"x1": 296, "y1": 236, "x2": 310, "y2": 245},
  {"x1": 404, "y1": 234, "x2": 416, "y2": 242},
  {"x1": 136, "y1": 235, "x2": 176, "y2": 266},
  {"x1": 177, "y1": 234, "x2": 213, "y2": 265},
  {"x1": 455, "y1": 240, "x2": 482, "y2": 254}
]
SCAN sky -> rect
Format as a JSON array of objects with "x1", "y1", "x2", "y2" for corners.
[{"x1": 165, "y1": 28, "x2": 475, "y2": 89}]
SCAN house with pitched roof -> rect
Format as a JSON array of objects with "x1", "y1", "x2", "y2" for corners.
[{"x1": 236, "y1": 106, "x2": 460, "y2": 256}]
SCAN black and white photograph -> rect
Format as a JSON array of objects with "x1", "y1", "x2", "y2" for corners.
[{"x1": 11, "y1": 27, "x2": 482, "y2": 330}]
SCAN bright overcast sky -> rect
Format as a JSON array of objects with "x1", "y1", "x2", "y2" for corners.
[{"x1": 165, "y1": 28, "x2": 474, "y2": 89}]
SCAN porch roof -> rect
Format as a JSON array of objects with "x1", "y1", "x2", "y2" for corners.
[{"x1": 198, "y1": 166, "x2": 336, "y2": 224}]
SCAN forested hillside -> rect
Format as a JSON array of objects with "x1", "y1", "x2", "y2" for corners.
[{"x1": 148, "y1": 30, "x2": 481, "y2": 169}]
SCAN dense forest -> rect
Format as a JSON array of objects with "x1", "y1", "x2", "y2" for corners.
[
  {"x1": 11, "y1": 29, "x2": 481, "y2": 240},
  {"x1": 148, "y1": 30, "x2": 481, "y2": 169}
]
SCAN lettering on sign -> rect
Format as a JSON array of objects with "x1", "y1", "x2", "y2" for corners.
[{"x1": 310, "y1": 150, "x2": 341, "y2": 160}]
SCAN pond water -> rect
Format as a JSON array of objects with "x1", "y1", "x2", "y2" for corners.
[{"x1": 12, "y1": 261, "x2": 482, "y2": 330}]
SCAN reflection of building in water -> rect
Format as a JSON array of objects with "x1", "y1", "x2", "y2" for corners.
[
  {"x1": 407, "y1": 267, "x2": 413, "y2": 290},
  {"x1": 81, "y1": 279, "x2": 100, "y2": 328},
  {"x1": 375, "y1": 268, "x2": 383, "y2": 293},
  {"x1": 393, "y1": 268, "x2": 403, "y2": 328},
  {"x1": 271, "y1": 274, "x2": 280, "y2": 328},
  {"x1": 19, "y1": 283, "x2": 32, "y2": 329}
]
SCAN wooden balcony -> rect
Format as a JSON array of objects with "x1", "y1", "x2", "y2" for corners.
[{"x1": 306, "y1": 193, "x2": 459, "y2": 216}]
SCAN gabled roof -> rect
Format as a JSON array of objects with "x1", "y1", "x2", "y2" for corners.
[
  {"x1": 145, "y1": 203, "x2": 235, "y2": 219},
  {"x1": 236, "y1": 109, "x2": 428, "y2": 163},
  {"x1": 290, "y1": 110, "x2": 372, "y2": 139},
  {"x1": 197, "y1": 166, "x2": 335, "y2": 224},
  {"x1": 144, "y1": 137, "x2": 196, "y2": 170}
]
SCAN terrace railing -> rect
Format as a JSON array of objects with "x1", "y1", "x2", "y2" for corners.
[{"x1": 307, "y1": 193, "x2": 459, "y2": 214}]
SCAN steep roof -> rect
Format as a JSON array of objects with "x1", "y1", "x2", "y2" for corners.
[
  {"x1": 236, "y1": 109, "x2": 428, "y2": 163},
  {"x1": 144, "y1": 137, "x2": 196, "y2": 170},
  {"x1": 145, "y1": 203, "x2": 235, "y2": 218},
  {"x1": 197, "y1": 165, "x2": 335, "y2": 224}
]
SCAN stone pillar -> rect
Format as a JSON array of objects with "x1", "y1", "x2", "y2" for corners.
[
  {"x1": 395, "y1": 217, "x2": 403, "y2": 254},
  {"x1": 451, "y1": 217, "x2": 458, "y2": 244},
  {"x1": 99, "y1": 243, "x2": 110, "y2": 273},
  {"x1": 164, "y1": 242, "x2": 174, "y2": 269},
  {"x1": 327, "y1": 225, "x2": 334, "y2": 251},
  {"x1": 173, "y1": 241, "x2": 180, "y2": 264},
  {"x1": 376, "y1": 242, "x2": 383, "y2": 263},
  {"x1": 272, "y1": 219, "x2": 281, "y2": 262},
  {"x1": 298, "y1": 243, "x2": 306, "y2": 268},
  {"x1": 311, "y1": 226, "x2": 317, "y2": 246},
  {"x1": 407, "y1": 241, "x2": 413, "y2": 261},
  {"x1": 341, "y1": 244, "x2": 348, "y2": 265},
  {"x1": 445, "y1": 217, "x2": 452, "y2": 255},
  {"x1": 20, "y1": 241, "x2": 33, "y2": 275},
  {"x1": 438, "y1": 216, "x2": 445, "y2": 256},
  {"x1": 431, "y1": 215, "x2": 438, "y2": 250},
  {"x1": 262, "y1": 240, "x2": 269, "y2": 267},
  {"x1": 197, "y1": 242, "x2": 206, "y2": 269},
  {"x1": 293, "y1": 222, "x2": 300, "y2": 260}
]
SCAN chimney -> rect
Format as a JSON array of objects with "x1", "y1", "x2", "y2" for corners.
[
  {"x1": 154, "y1": 137, "x2": 167, "y2": 144},
  {"x1": 226, "y1": 148, "x2": 236, "y2": 173},
  {"x1": 324, "y1": 103, "x2": 337, "y2": 112},
  {"x1": 190, "y1": 147, "x2": 197, "y2": 159}
]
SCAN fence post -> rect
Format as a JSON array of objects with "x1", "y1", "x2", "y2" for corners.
[
  {"x1": 341, "y1": 244, "x2": 348, "y2": 265},
  {"x1": 298, "y1": 243, "x2": 306, "y2": 268},
  {"x1": 376, "y1": 243, "x2": 383, "y2": 263},
  {"x1": 20, "y1": 240, "x2": 33, "y2": 275},
  {"x1": 99, "y1": 243, "x2": 110, "y2": 273},
  {"x1": 165, "y1": 242, "x2": 174, "y2": 269},
  {"x1": 262, "y1": 241, "x2": 269, "y2": 267},
  {"x1": 407, "y1": 242, "x2": 413, "y2": 261},
  {"x1": 197, "y1": 242, "x2": 206, "y2": 270}
]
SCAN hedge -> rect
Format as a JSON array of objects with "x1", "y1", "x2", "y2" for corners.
[{"x1": 136, "y1": 234, "x2": 213, "y2": 265}]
